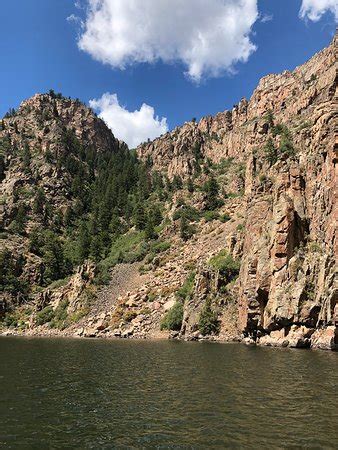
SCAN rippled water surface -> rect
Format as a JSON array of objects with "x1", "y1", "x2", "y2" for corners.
[{"x1": 1, "y1": 337, "x2": 337, "y2": 449}]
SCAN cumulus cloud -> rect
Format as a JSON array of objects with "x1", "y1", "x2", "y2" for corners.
[
  {"x1": 299, "y1": 0, "x2": 338, "y2": 21},
  {"x1": 89, "y1": 93, "x2": 168, "y2": 148},
  {"x1": 77, "y1": 0, "x2": 258, "y2": 82}
]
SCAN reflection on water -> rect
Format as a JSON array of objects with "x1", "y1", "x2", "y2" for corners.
[{"x1": 1, "y1": 337, "x2": 337, "y2": 448}]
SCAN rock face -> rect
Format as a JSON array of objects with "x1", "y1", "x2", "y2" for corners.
[
  {"x1": 136, "y1": 36, "x2": 337, "y2": 349},
  {"x1": 1, "y1": 38, "x2": 337, "y2": 350}
]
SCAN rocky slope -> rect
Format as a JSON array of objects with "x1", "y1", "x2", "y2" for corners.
[{"x1": 1, "y1": 37, "x2": 337, "y2": 350}]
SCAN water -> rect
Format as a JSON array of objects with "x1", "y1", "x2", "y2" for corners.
[{"x1": 0, "y1": 338, "x2": 337, "y2": 449}]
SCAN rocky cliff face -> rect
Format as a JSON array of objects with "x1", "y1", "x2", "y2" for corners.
[
  {"x1": 136, "y1": 36, "x2": 337, "y2": 349},
  {"x1": 1, "y1": 38, "x2": 336, "y2": 350}
]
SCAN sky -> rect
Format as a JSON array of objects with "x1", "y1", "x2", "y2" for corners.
[{"x1": 0, "y1": 0, "x2": 336, "y2": 148}]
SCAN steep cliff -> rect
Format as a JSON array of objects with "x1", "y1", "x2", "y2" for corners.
[
  {"x1": 136, "y1": 35, "x2": 337, "y2": 349},
  {"x1": 1, "y1": 38, "x2": 336, "y2": 350}
]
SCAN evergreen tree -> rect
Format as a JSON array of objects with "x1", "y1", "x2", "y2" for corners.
[
  {"x1": 134, "y1": 201, "x2": 146, "y2": 230},
  {"x1": 77, "y1": 222, "x2": 91, "y2": 263},
  {"x1": 33, "y1": 187, "x2": 46, "y2": 215},
  {"x1": 22, "y1": 143, "x2": 31, "y2": 173},
  {"x1": 203, "y1": 176, "x2": 220, "y2": 210},
  {"x1": 264, "y1": 138, "x2": 277, "y2": 165},
  {"x1": 180, "y1": 215, "x2": 195, "y2": 241},
  {"x1": 10, "y1": 205, "x2": 27, "y2": 234},
  {"x1": 145, "y1": 213, "x2": 158, "y2": 241},
  {"x1": 172, "y1": 174, "x2": 183, "y2": 190},
  {"x1": 41, "y1": 231, "x2": 66, "y2": 284}
]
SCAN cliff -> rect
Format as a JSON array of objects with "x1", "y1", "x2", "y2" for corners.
[{"x1": 1, "y1": 37, "x2": 336, "y2": 350}]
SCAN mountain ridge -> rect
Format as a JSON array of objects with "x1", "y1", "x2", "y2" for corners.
[{"x1": 0, "y1": 36, "x2": 336, "y2": 350}]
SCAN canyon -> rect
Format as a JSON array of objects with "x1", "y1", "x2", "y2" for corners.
[{"x1": 0, "y1": 36, "x2": 336, "y2": 350}]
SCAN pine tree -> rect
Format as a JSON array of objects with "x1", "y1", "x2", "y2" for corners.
[
  {"x1": 180, "y1": 215, "x2": 195, "y2": 241},
  {"x1": 203, "y1": 176, "x2": 220, "y2": 210},
  {"x1": 33, "y1": 188, "x2": 46, "y2": 215},
  {"x1": 77, "y1": 222, "x2": 91, "y2": 263},
  {"x1": 42, "y1": 231, "x2": 65, "y2": 284},
  {"x1": 264, "y1": 138, "x2": 277, "y2": 165},
  {"x1": 134, "y1": 202, "x2": 146, "y2": 230},
  {"x1": 22, "y1": 143, "x2": 31, "y2": 173},
  {"x1": 145, "y1": 214, "x2": 158, "y2": 241}
]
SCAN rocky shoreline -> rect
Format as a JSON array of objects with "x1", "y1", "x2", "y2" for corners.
[{"x1": 2, "y1": 323, "x2": 336, "y2": 351}]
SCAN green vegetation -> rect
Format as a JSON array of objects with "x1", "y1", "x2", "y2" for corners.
[
  {"x1": 278, "y1": 126, "x2": 296, "y2": 157},
  {"x1": 192, "y1": 142, "x2": 203, "y2": 174},
  {"x1": 198, "y1": 298, "x2": 220, "y2": 336},
  {"x1": 212, "y1": 157, "x2": 234, "y2": 174},
  {"x1": 3, "y1": 125, "x2": 175, "y2": 295},
  {"x1": 36, "y1": 306, "x2": 54, "y2": 326},
  {"x1": 160, "y1": 301, "x2": 184, "y2": 331},
  {"x1": 176, "y1": 271, "x2": 195, "y2": 301},
  {"x1": 180, "y1": 215, "x2": 196, "y2": 241},
  {"x1": 203, "y1": 210, "x2": 219, "y2": 222},
  {"x1": 173, "y1": 204, "x2": 200, "y2": 222},
  {"x1": 123, "y1": 310, "x2": 137, "y2": 322},
  {"x1": 264, "y1": 109, "x2": 274, "y2": 128},
  {"x1": 208, "y1": 250, "x2": 240, "y2": 284},
  {"x1": 0, "y1": 249, "x2": 28, "y2": 298},
  {"x1": 1, "y1": 307, "x2": 31, "y2": 329},
  {"x1": 219, "y1": 213, "x2": 231, "y2": 223},
  {"x1": 268, "y1": 123, "x2": 296, "y2": 158},
  {"x1": 50, "y1": 300, "x2": 69, "y2": 329},
  {"x1": 203, "y1": 176, "x2": 223, "y2": 211},
  {"x1": 264, "y1": 138, "x2": 277, "y2": 165},
  {"x1": 8, "y1": 205, "x2": 27, "y2": 234},
  {"x1": 160, "y1": 271, "x2": 195, "y2": 331}
]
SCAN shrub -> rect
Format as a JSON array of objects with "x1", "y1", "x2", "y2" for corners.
[
  {"x1": 213, "y1": 157, "x2": 234, "y2": 174},
  {"x1": 219, "y1": 213, "x2": 231, "y2": 223},
  {"x1": 203, "y1": 211, "x2": 219, "y2": 222},
  {"x1": 180, "y1": 216, "x2": 196, "y2": 241},
  {"x1": 279, "y1": 130, "x2": 295, "y2": 158},
  {"x1": 208, "y1": 250, "x2": 240, "y2": 284},
  {"x1": 48, "y1": 277, "x2": 70, "y2": 290},
  {"x1": 151, "y1": 240, "x2": 171, "y2": 254},
  {"x1": 140, "y1": 307, "x2": 151, "y2": 316},
  {"x1": 36, "y1": 306, "x2": 55, "y2": 326},
  {"x1": 264, "y1": 109, "x2": 274, "y2": 127},
  {"x1": 271, "y1": 123, "x2": 286, "y2": 137},
  {"x1": 50, "y1": 300, "x2": 69, "y2": 329},
  {"x1": 160, "y1": 301, "x2": 183, "y2": 331},
  {"x1": 308, "y1": 241, "x2": 322, "y2": 253},
  {"x1": 176, "y1": 271, "x2": 195, "y2": 301},
  {"x1": 173, "y1": 205, "x2": 200, "y2": 222},
  {"x1": 123, "y1": 310, "x2": 137, "y2": 322},
  {"x1": 198, "y1": 299, "x2": 220, "y2": 336}
]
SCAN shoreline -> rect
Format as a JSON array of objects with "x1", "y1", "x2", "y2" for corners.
[{"x1": 1, "y1": 327, "x2": 337, "y2": 352}]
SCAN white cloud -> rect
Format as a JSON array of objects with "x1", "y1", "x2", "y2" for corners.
[
  {"x1": 77, "y1": 0, "x2": 258, "y2": 82},
  {"x1": 67, "y1": 14, "x2": 82, "y2": 25},
  {"x1": 299, "y1": 0, "x2": 338, "y2": 21},
  {"x1": 89, "y1": 93, "x2": 168, "y2": 148},
  {"x1": 260, "y1": 13, "x2": 273, "y2": 23}
]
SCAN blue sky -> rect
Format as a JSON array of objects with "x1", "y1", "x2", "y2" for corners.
[{"x1": 0, "y1": 0, "x2": 336, "y2": 147}]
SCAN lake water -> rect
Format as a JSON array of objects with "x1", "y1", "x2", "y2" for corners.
[{"x1": 0, "y1": 337, "x2": 337, "y2": 449}]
